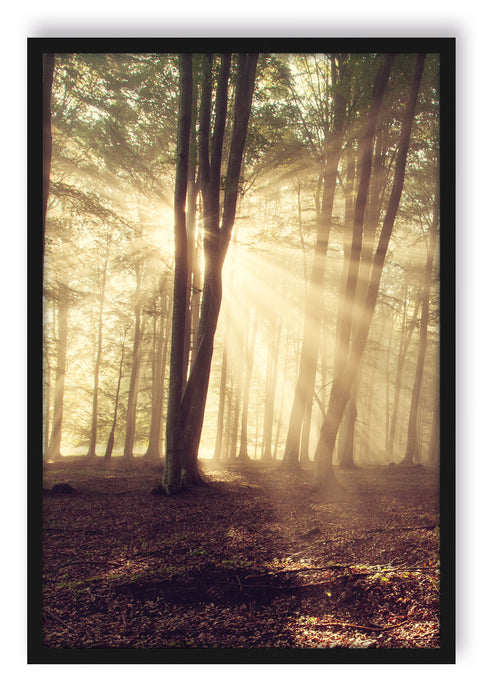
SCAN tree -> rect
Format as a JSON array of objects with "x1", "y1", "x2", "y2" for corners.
[
  {"x1": 42, "y1": 53, "x2": 55, "y2": 254},
  {"x1": 313, "y1": 54, "x2": 426, "y2": 493},
  {"x1": 162, "y1": 53, "x2": 258, "y2": 493},
  {"x1": 400, "y1": 187, "x2": 438, "y2": 465},
  {"x1": 281, "y1": 54, "x2": 347, "y2": 472}
]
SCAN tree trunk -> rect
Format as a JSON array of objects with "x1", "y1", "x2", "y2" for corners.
[
  {"x1": 313, "y1": 54, "x2": 425, "y2": 494},
  {"x1": 238, "y1": 317, "x2": 258, "y2": 460},
  {"x1": 262, "y1": 315, "x2": 281, "y2": 461},
  {"x1": 282, "y1": 54, "x2": 347, "y2": 472},
  {"x1": 123, "y1": 287, "x2": 146, "y2": 460},
  {"x1": 104, "y1": 333, "x2": 126, "y2": 464},
  {"x1": 162, "y1": 53, "x2": 258, "y2": 492},
  {"x1": 88, "y1": 253, "x2": 109, "y2": 462},
  {"x1": 45, "y1": 277, "x2": 69, "y2": 460},
  {"x1": 386, "y1": 285, "x2": 420, "y2": 460},
  {"x1": 163, "y1": 54, "x2": 194, "y2": 492},
  {"x1": 144, "y1": 279, "x2": 171, "y2": 462},
  {"x1": 400, "y1": 191, "x2": 438, "y2": 465},
  {"x1": 42, "y1": 53, "x2": 55, "y2": 257},
  {"x1": 43, "y1": 343, "x2": 51, "y2": 456},
  {"x1": 213, "y1": 327, "x2": 229, "y2": 461}
]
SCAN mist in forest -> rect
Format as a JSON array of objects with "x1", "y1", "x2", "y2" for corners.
[{"x1": 42, "y1": 51, "x2": 440, "y2": 481}]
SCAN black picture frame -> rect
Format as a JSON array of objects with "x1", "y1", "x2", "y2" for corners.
[{"x1": 28, "y1": 37, "x2": 455, "y2": 664}]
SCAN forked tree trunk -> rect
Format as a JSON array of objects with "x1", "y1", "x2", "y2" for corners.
[{"x1": 163, "y1": 53, "x2": 258, "y2": 493}]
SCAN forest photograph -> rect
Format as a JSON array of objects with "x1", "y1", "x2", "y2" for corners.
[{"x1": 30, "y1": 39, "x2": 454, "y2": 662}]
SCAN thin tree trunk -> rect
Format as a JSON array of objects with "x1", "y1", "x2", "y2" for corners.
[
  {"x1": 144, "y1": 280, "x2": 170, "y2": 461},
  {"x1": 262, "y1": 315, "x2": 281, "y2": 460},
  {"x1": 42, "y1": 53, "x2": 55, "y2": 258},
  {"x1": 104, "y1": 333, "x2": 126, "y2": 464},
  {"x1": 238, "y1": 317, "x2": 258, "y2": 460},
  {"x1": 213, "y1": 329, "x2": 229, "y2": 461},
  {"x1": 123, "y1": 288, "x2": 146, "y2": 461},
  {"x1": 163, "y1": 54, "x2": 193, "y2": 492},
  {"x1": 43, "y1": 344, "x2": 51, "y2": 456},
  {"x1": 88, "y1": 253, "x2": 109, "y2": 462},
  {"x1": 45, "y1": 277, "x2": 69, "y2": 460},
  {"x1": 427, "y1": 373, "x2": 440, "y2": 467},
  {"x1": 400, "y1": 192, "x2": 438, "y2": 465},
  {"x1": 387, "y1": 286, "x2": 420, "y2": 460}
]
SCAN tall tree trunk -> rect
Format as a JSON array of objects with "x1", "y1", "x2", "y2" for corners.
[
  {"x1": 162, "y1": 53, "x2": 258, "y2": 492},
  {"x1": 313, "y1": 54, "x2": 425, "y2": 493},
  {"x1": 183, "y1": 72, "x2": 200, "y2": 386},
  {"x1": 163, "y1": 54, "x2": 194, "y2": 492},
  {"x1": 42, "y1": 53, "x2": 55, "y2": 258},
  {"x1": 282, "y1": 54, "x2": 347, "y2": 472},
  {"x1": 104, "y1": 333, "x2": 126, "y2": 464},
  {"x1": 123, "y1": 281, "x2": 146, "y2": 460},
  {"x1": 400, "y1": 192, "x2": 438, "y2": 465},
  {"x1": 238, "y1": 317, "x2": 258, "y2": 460},
  {"x1": 145, "y1": 279, "x2": 171, "y2": 462},
  {"x1": 262, "y1": 314, "x2": 281, "y2": 460},
  {"x1": 88, "y1": 253, "x2": 109, "y2": 462},
  {"x1": 45, "y1": 277, "x2": 69, "y2": 460},
  {"x1": 43, "y1": 342, "x2": 51, "y2": 456},
  {"x1": 213, "y1": 329, "x2": 229, "y2": 461},
  {"x1": 387, "y1": 285, "x2": 420, "y2": 460}
]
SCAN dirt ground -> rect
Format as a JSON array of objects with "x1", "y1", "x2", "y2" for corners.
[{"x1": 40, "y1": 458, "x2": 441, "y2": 653}]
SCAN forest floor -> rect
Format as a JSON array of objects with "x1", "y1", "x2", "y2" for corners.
[{"x1": 40, "y1": 458, "x2": 441, "y2": 652}]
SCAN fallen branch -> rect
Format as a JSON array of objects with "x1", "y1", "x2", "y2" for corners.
[{"x1": 315, "y1": 619, "x2": 409, "y2": 633}]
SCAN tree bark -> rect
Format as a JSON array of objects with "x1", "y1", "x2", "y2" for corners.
[{"x1": 163, "y1": 54, "x2": 193, "y2": 493}]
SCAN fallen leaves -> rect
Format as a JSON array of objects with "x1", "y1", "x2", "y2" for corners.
[{"x1": 41, "y1": 458, "x2": 441, "y2": 649}]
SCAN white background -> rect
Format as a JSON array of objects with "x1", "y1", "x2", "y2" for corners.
[{"x1": 3, "y1": 3, "x2": 490, "y2": 696}]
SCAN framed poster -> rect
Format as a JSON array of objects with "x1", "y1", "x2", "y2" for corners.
[{"x1": 28, "y1": 37, "x2": 455, "y2": 663}]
